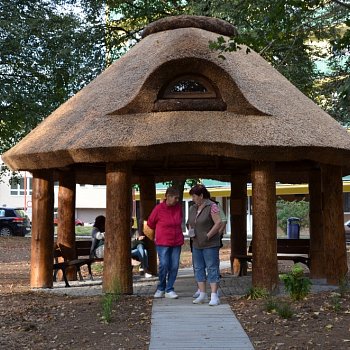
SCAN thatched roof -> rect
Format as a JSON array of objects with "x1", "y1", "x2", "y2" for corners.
[{"x1": 3, "y1": 15, "x2": 350, "y2": 174}]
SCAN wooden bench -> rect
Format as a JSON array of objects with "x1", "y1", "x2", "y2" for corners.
[
  {"x1": 53, "y1": 240, "x2": 142, "y2": 287},
  {"x1": 232, "y1": 238, "x2": 310, "y2": 276},
  {"x1": 53, "y1": 240, "x2": 103, "y2": 287}
]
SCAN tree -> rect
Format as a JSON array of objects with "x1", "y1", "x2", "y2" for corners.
[{"x1": 0, "y1": 0, "x2": 106, "y2": 155}]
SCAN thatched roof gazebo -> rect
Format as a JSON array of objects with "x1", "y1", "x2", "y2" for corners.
[{"x1": 3, "y1": 15, "x2": 349, "y2": 293}]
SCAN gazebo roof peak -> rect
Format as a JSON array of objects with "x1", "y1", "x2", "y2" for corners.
[{"x1": 141, "y1": 15, "x2": 238, "y2": 39}]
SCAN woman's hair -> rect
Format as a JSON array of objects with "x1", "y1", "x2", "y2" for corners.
[
  {"x1": 165, "y1": 186, "x2": 179, "y2": 196},
  {"x1": 189, "y1": 184, "x2": 211, "y2": 199},
  {"x1": 94, "y1": 215, "x2": 105, "y2": 231}
]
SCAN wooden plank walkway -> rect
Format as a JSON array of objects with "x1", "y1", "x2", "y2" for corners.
[{"x1": 149, "y1": 297, "x2": 254, "y2": 349}]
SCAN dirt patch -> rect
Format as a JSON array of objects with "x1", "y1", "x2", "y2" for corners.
[{"x1": 0, "y1": 237, "x2": 349, "y2": 349}]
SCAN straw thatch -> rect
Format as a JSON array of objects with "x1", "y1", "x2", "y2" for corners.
[{"x1": 3, "y1": 15, "x2": 350, "y2": 175}]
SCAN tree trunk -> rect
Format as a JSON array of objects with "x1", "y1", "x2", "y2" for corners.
[
  {"x1": 139, "y1": 176, "x2": 157, "y2": 275},
  {"x1": 230, "y1": 174, "x2": 248, "y2": 276},
  {"x1": 57, "y1": 171, "x2": 76, "y2": 280},
  {"x1": 322, "y1": 164, "x2": 348, "y2": 284},
  {"x1": 309, "y1": 168, "x2": 326, "y2": 279},
  {"x1": 31, "y1": 171, "x2": 54, "y2": 288},
  {"x1": 251, "y1": 161, "x2": 278, "y2": 292},
  {"x1": 103, "y1": 163, "x2": 133, "y2": 294}
]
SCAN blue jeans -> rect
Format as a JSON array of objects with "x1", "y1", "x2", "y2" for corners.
[
  {"x1": 156, "y1": 245, "x2": 181, "y2": 293},
  {"x1": 131, "y1": 244, "x2": 148, "y2": 270},
  {"x1": 192, "y1": 246, "x2": 220, "y2": 283}
]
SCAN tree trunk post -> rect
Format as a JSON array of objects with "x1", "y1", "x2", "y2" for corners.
[
  {"x1": 230, "y1": 174, "x2": 248, "y2": 276},
  {"x1": 103, "y1": 163, "x2": 133, "y2": 294},
  {"x1": 30, "y1": 170, "x2": 54, "y2": 288},
  {"x1": 57, "y1": 171, "x2": 77, "y2": 280},
  {"x1": 309, "y1": 168, "x2": 326, "y2": 279},
  {"x1": 322, "y1": 164, "x2": 348, "y2": 284},
  {"x1": 251, "y1": 161, "x2": 278, "y2": 292},
  {"x1": 139, "y1": 176, "x2": 157, "y2": 275}
]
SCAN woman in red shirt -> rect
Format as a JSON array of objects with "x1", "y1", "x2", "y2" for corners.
[{"x1": 147, "y1": 187, "x2": 184, "y2": 299}]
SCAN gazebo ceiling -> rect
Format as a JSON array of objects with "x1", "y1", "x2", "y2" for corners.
[{"x1": 3, "y1": 15, "x2": 350, "y2": 174}]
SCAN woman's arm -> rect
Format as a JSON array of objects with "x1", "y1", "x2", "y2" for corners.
[
  {"x1": 206, "y1": 212, "x2": 222, "y2": 240},
  {"x1": 96, "y1": 231, "x2": 105, "y2": 240}
]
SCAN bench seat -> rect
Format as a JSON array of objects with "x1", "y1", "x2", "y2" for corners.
[{"x1": 232, "y1": 238, "x2": 310, "y2": 276}]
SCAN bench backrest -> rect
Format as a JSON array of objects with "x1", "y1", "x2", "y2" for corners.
[
  {"x1": 248, "y1": 238, "x2": 310, "y2": 254},
  {"x1": 75, "y1": 240, "x2": 93, "y2": 257}
]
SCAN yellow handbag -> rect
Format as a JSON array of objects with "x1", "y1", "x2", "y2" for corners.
[{"x1": 143, "y1": 220, "x2": 155, "y2": 241}]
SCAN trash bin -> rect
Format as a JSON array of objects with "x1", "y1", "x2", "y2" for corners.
[{"x1": 287, "y1": 217, "x2": 300, "y2": 239}]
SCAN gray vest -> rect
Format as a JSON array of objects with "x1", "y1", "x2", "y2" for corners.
[{"x1": 188, "y1": 200, "x2": 221, "y2": 249}]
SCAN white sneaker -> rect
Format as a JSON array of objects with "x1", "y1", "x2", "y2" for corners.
[
  {"x1": 165, "y1": 291, "x2": 178, "y2": 299},
  {"x1": 193, "y1": 294, "x2": 208, "y2": 304},
  {"x1": 192, "y1": 289, "x2": 200, "y2": 298},
  {"x1": 209, "y1": 298, "x2": 220, "y2": 306},
  {"x1": 154, "y1": 290, "x2": 165, "y2": 298},
  {"x1": 145, "y1": 273, "x2": 153, "y2": 278}
]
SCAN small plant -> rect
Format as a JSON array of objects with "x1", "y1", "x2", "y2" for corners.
[
  {"x1": 280, "y1": 264, "x2": 312, "y2": 301},
  {"x1": 101, "y1": 293, "x2": 114, "y2": 323},
  {"x1": 338, "y1": 278, "x2": 349, "y2": 297},
  {"x1": 245, "y1": 287, "x2": 269, "y2": 300},
  {"x1": 276, "y1": 301, "x2": 294, "y2": 319},
  {"x1": 265, "y1": 297, "x2": 278, "y2": 313},
  {"x1": 101, "y1": 279, "x2": 121, "y2": 323},
  {"x1": 330, "y1": 293, "x2": 341, "y2": 312}
]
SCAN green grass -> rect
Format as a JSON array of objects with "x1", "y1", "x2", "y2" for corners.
[{"x1": 54, "y1": 226, "x2": 92, "y2": 236}]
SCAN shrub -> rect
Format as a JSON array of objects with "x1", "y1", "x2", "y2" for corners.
[
  {"x1": 280, "y1": 263, "x2": 312, "y2": 301},
  {"x1": 245, "y1": 287, "x2": 269, "y2": 300},
  {"x1": 276, "y1": 198, "x2": 309, "y2": 234}
]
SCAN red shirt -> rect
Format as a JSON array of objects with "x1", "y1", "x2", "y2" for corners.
[{"x1": 147, "y1": 201, "x2": 184, "y2": 247}]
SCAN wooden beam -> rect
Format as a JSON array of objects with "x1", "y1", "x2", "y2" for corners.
[
  {"x1": 57, "y1": 171, "x2": 76, "y2": 280},
  {"x1": 230, "y1": 174, "x2": 248, "y2": 276},
  {"x1": 139, "y1": 176, "x2": 157, "y2": 275},
  {"x1": 30, "y1": 171, "x2": 54, "y2": 288},
  {"x1": 322, "y1": 164, "x2": 348, "y2": 284},
  {"x1": 309, "y1": 168, "x2": 326, "y2": 279},
  {"x1": 103, "y1": 163, "x2": 133, "y2": 294},
  {"x1": 251, "y1": 161, "x2": 279, "y2": 292}
]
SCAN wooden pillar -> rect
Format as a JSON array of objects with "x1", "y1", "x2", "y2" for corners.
[
  {"x1": 57, "y1": 171, "x2": 76, "y2": 280},
  {"x1": 322, "y1": 164, "x2": 348, "y2": 284},
  {"x1": 139, "y1": 176, "x2": 157, "y2": 275},
  {"x1": 251, "y1": 161, "x2": 278, "y2": 292},
  {"x1": 230, "y1": 174, "x2": 248, "y2": 276},
  {"x1": 31, "y1": 170, "x2": 54, "y2": 288},
  {"x1": 309, "y1": 168, "x2": 326, "y2": 279},
  {"x1": 103, "y1": 163, "x2": 132, "y2": 294}
]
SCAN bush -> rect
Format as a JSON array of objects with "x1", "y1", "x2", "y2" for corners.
[
  {"x1": 276, "y1": 198, "x2": 309, "y2": 234},
  {"x1": 280, "y1": 264, "x2": 312, "y2": 301},
  {"x1": 245, "y1": 287, "x2": 269, "y2": 300}
]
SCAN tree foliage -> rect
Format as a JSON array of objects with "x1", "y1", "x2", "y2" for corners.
[
  {"x1": 0, "y1": 0, "x2": 106, "y2": 154},
  {"x1": 276, "y1": 198, "x2": 310, "y2": 234}
]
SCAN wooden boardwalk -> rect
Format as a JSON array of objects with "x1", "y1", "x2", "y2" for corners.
[{"x1": 149, "y1": 297, "x2": 254, "y2": 349}]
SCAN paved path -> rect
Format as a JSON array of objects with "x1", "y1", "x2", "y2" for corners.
[
  {"x1": 150, "y1": 297, "x2": 254, "y2": 350},
  {"x1": 45, "y1": 261, "x2": 337, "y2": 349}
]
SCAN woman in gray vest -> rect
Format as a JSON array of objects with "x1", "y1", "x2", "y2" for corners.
[{"x1": 187, "y1": 184, "x2": 222, "y2": 306}]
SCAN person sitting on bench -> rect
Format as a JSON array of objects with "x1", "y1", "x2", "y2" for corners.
[
  {"x1": 90, "y1": 215, "x2": 105, "y2": 258},
  {"x1": 130, "y1": 218, "x2": 152, "y2": 278}
]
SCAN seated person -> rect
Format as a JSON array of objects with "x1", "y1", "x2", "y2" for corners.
[
  {"x1": 90, "y1": 215, "x2": 105, "y2": 258},
  {"x1": 130, "y1": 219, "x2": 152, "y2": 278}
]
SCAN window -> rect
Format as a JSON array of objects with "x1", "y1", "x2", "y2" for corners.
[
  {"x1": 162, "y1": 75, "x2": 217, "y2": 99},
  {"x1": 10, "y1": 177, "x2": 32, "y2": 196},
  {"x1": 154, "y1": 74, "x2": 226, "y2": 112}
]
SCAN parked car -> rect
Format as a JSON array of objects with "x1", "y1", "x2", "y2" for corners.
[
  {"x1": 0, "y1": 207, "x2": 31, "y2": 237},
  {"x1": 53, "y1": 212, "x2": 84, "y2": 226},
  {"x1": 344, "y1": 220, "x2": 350, "y2": 242}
]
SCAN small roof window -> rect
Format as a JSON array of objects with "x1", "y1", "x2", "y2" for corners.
[{"x1": 162, "y1": 75, "x2": 217, "y2": 99}]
